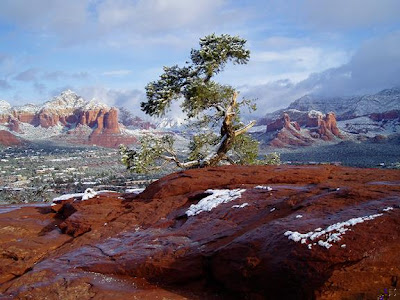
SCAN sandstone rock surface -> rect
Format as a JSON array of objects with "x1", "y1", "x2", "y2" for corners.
[
  {"x1": 0, "y1": 130, "x2": 26, "y2": 146},
  {"x1": 0, "y1": 165, "x2": 399, "y2": 299}
]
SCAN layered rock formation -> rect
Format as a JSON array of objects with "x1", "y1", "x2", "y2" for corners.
[
  {"x1": 0, "y1": 91, "x2": 138, "y2": 148},
  {"x1": 118, "y1": 107, "x2": 156, "y2": 130},
  {"x1": 287, "y1": 88, "x2": 400, "y2": 120},
  {"x1": 265, "y1": 111, "x2": 343, "y2": 147},
  {"x1": 259, "y1": 88, "x2": 400, "y2": 141},
  {"x1": 0, "y1": 165, "x2": 399, "y2": 299},
  {"x1": 0, "y1": 130, "x2": 26, "y2": 146}
]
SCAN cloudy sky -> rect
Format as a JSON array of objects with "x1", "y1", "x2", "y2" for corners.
[{"x1": 0, "y1": 0, "x2": 399, "y2": 117}]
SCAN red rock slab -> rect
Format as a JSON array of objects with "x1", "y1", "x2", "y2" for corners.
[
  {"x1": 1, "y1": 166, "x2": 399, "y2": 299},
  {"x1": 0, "y1": 204, "x2": 71, "y2": 284}
]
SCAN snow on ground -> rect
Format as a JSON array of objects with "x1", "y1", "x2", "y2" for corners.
[
  {"x1": 52, "y1": 192, "x2": 85, "y2": 202},
  {"x1": 48, "y1": 157, "x2": 80, "y2": 162},
  {"x1": 255, "y1": 186, "x2": 273, "y2": 191},
  {"x1": 337, "y1": 117, "x2": 400, "y2": 137},
  {"x1": 14, "y1": 122, "x2": 65, "y2": 140},
  {"x1": 232, "y1": 203, "x2": 249, "y2": 209},
  {"x1": 284, "y1": 206, "x2": 396, "y2": 250},
  {"x1": 125, "y1": 188, "x2": 145, "y2": 194},
  {"x1": 0, "y1": 100, "x2": 11, "y2": 113},
  {"x1": 186, "y1": 189, "x2": 246, "y2": 216},
  {"x1": 52, "y1": 188, "x2": 117, "y2": 205},
  {"x1": 13, "y1": 103, "x2": 39, "y2": 114},
  {"x1": 81, "y1": 188, "x2": 97, "y2": 200},
  {"x1": 383, "y1": 206, "x2": 393, "y2": 212}
]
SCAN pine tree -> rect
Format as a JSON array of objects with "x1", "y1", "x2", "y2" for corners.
[{"x1": 120, "y1": 34, "x2": 261, "y2": 173}]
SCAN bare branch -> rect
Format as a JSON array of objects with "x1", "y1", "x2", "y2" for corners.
[
  {"x1": 161, "y1": 154, "x2": 201, "y2": 169},
  {"x1": 234, "y1": 120, "x2": 256, "y2": 137},
  {"x1": 214, "y1": 104, "x2": 225, "y2": 113}
]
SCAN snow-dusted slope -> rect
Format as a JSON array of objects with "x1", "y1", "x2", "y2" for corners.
[
  {"x1": 0, "y1": 100, "x2": 11, "y2": 113},
  {"x1": 12, "y1": 103, "x2": 40, "y2": 114},
  {"x1": 262, "y1": 87, "x2": 400, "y2": 141},
  {"x1": 0, "y1": 90, "x2": 127, "y2": 148},
  {"x1": 288, "y1": 95, "x2": 349, "y2": 116},
  {"x1": 40, "y1": 90, "x2": 108, "y2": 113},
  {"x1": 288, "y1": 88, "x2": 400, "y2": 119},
  {"x1": 350, "y1": 88, "x2": 400, "y2": 117},
  {"x1": 156, "y1": 117, "x2": 187, "y2": 129}
]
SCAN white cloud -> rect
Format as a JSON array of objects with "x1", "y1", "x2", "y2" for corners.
[
  {"x1": 0, "y1": 0, "x2": 90, "y2": 42},
  {"x1": 97, "y1": 0, "x2": 226, "y2": 33},
  {"x1": 259, "y1": 36, "x2": 312, "y2": 50},
  {"x1": 299, "y1": 30, "x2": 400, "y2": 96},
  {"x1": 241, "y1": 79, "x2": 311, "y2": 116},
  {"x1": 253, "y1": 47, "x2": 349, "y2": 74},
  {"x1": 77, "y1": 86, "x2": 146, "y2": 117},
  {"x1": 13, "y1": 68, "x2": 39, "y2": 82},
  {"x1": 303, "y1": 0, "x2": 400, "y2": 30},
  {"x1": 242, "y1": 30, "x2": 400, "y2": 115},
  {"x1": 219, "y1": 45, "x2": 350, "y2": 88}
]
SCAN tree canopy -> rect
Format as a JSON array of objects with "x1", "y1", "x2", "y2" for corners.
[{"x1": 120, "y1": 33, "x2": 261, "y2": 173}]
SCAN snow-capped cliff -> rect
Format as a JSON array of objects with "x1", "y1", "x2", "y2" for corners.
[{"x1": 288, "y1": 88, "x2": 400, "y2": 119}]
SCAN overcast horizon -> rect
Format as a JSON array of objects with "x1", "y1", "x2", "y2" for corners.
[{"x1": 0, "y1": 0, "x2": 400, "y2": 118}]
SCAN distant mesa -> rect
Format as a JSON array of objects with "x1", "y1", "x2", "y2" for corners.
[
  {"x1": 1, "y1": 87, "x2": 399, "y2": 149},
  {"x1": 0, "y1": 90, "x2": 146, "y2": 148},
  {"x1": 259, "y1": 87, "x2": 400, "y2": 147}
]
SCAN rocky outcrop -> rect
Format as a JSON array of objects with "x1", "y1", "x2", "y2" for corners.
[
  {"x1": 7, "y1": 119, "x2": 22, "y2": 133},
  {"x1": 266, "y1": 113, "x2": 300, "y2": 132},
  {"x1": 79, "y1": 109, "x2": 105, "y2": 128},
  {"x1": 0, "y1": 165, "x2": 399, "y2": 299},
  {"x1": 0, "y1": 130, "x2": 26, "y2": 146},
  {"x1": 11, "y1": 111, "x2": 38, "y2": 125},
  {"x1": 120, "y1": 115, "x2": 156, "y2": 130},
  {"x1": 0, "y1": 91, "x2": 135, "y2": 148},
  {"x1": 85, "y1": 108, "x2": 125, "y2": 147},
  {"x1": 370, "y1": 110, "x2": 400, "y2": 122},
  {"x1": 265, "y1": 88, "x2": 400, "y2": 138},
  {"x1": 266, "y1": 111, "x2": 343, "y2": 147},
  {"x1": 103, "y1": 108, "x2": 120, "y2": 134},
  {"x1": 37, "y1": 110, "x2": 60, "y2": 128}
]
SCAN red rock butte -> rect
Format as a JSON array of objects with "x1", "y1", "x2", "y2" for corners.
[
  {"x1": 0, "y1": 91, "x2": 137, "y2": 148},
  {"x1": 266, "y1": 111, "x2": 343, "y2": 147},
  {"x1": 0, "y1": 165, "x2": 399, "y2": 299}
]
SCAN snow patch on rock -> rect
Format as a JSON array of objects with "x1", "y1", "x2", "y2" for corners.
[
  {"x1": 232, "y1": 203, "x2": 249, "y2": 209},
  {"x1": 255, "y1": 185, "x2": 273, "y2": 191},
  {"x1": 284, "y1": 207, "x2": 395, "y2": 249},
  {"x1": 52, "y1": 188, "x2": 116, "y2": 204},
  {"x1": 186, "y1": 189, "x2": 246, "y2": 216},
  {"x1": 125, "y1": 188, "x2": 145, "y2": 194}
]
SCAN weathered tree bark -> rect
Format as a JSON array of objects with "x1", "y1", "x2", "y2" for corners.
[{"x1": 158, "y1": 92, "x2": 255, "y2": 169}]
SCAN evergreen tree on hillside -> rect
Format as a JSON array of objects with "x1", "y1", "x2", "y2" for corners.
[{"x1": 120, "y1": 34, "x2": 261, "y2": 173}]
